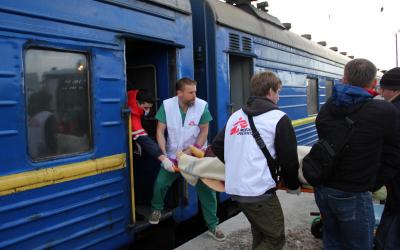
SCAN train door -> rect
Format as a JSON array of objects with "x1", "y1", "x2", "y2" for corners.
[
  {"x1": 125, "y1": 39, "x2": 178, "y2": 226},
  {"x1": 229, "y1": 55, "x2": 252, "y2": 113}
]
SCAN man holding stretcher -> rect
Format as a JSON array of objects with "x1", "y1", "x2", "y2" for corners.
[{"x1": 148, "y1": 77, "x2": 225, "y2": 241}]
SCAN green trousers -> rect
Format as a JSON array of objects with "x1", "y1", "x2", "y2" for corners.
[
  {"x1": 238, "y1": 193, "x2": 285, "y2": 250},
  {"x1": 151, "y1": 167, "x2": 219, "y2": 230}
]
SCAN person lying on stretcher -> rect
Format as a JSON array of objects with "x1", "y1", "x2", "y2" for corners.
[{"x1": 172, "y1": 145, "x2": 313, "y2": 193}]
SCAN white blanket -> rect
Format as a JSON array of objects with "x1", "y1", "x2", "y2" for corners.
[{"x1": 177, "y1": 146, "x2": 311, "y2": 187}]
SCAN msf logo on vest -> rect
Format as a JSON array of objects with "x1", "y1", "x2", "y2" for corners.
[{"x1": 230, "y1": 117, "x2": 252, "y2": 135}]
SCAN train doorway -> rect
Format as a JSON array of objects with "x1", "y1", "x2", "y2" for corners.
[
  {"x1": 125, "y1": 38, "x2": 178, "y2": 227},
  {"x1": 229, "y1": 55, "x2": 252, "y2": 113}
]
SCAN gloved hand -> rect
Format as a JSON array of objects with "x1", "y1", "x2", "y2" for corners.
[
  {"x1": 161, "y1": 158, "x2": 175, "y2": 172},
  {"x1": 286, "y1": 187, "x2": 301, "y2": 195}
]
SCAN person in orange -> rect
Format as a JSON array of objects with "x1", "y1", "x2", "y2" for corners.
[{"x1": 127, "y1": 89, "x2": 175, "y2": 171}]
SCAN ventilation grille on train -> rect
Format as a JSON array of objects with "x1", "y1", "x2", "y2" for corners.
[
  {"x1": 229, "y1": 33, "x2": 253, "y2": 53},
  {"x1": 229, "y1": 33, "x2": 240, "y2": 51},
  {"x1": 242, "y1": 36, "x2": 252, "y2": 52}
]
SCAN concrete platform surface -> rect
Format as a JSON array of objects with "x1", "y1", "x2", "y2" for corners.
[{"x1": 175, "y1": 190, "x2": 321, "y2": 250}]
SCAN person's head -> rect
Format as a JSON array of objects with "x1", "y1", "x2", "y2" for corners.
[
  {"x1": 343, "y1": 58, "x2": 377, "y2": 88},
  {"x1": 250, "y1": 71, "x2": 282, "y2": 104},
  {"x1": 136, "y1": 90, "x2": 155, "y2": 115},
  {"x1": 176, "y1": 77, "x2": 197, "y2": 106},
  {"x1": 379, "y1": 67, "x2": 400, "y2": 101}
]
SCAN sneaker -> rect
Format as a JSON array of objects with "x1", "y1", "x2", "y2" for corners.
[
  {"x1": 207, "y1": 227, "x2": 226, "y2": 241},
  {"x1": 148, "y1": 210, "x2": 161, "y2": 224}
]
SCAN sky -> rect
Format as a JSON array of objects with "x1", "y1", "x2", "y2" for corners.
[{"x1": 251, "y1": 0, "x2": 400, "y2": 71}]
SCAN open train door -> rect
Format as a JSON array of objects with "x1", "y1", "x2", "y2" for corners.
[{"x1": 124, "y1": 38, "x2": 180, "y2": 232}]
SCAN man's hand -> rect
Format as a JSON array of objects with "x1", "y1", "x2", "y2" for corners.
[
  {"x1": 286, "y1": 187, "x2": 301, "y2": 195},
  {"x1": 161, "y1": 158, "x2": 175, "y2": 172}
]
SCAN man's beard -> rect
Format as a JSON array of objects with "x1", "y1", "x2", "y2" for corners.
[{"x1": 186, "y1": 99, "x2": 195, "y2": 106}]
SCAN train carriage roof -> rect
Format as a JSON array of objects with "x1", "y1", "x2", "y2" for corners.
[
  {"x1": 206, "y1": 0, "x2": 349, "y2": 65},
  {"x1": 146, "y1": 0, "x2": 191, "y2": 13}
]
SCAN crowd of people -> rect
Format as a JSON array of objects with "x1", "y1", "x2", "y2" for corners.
[{"x1": 128, "y1": 59, "x2": 400, "y2": 250}]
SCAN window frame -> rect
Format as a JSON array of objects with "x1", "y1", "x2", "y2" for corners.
[
  {"x1": 24, "y1": 46, "x2": 93, "y2": 162},
  {"x1": 306, "y1": 77, "x2": 319, "y2": 115},
  {"x1": 325, "y1": 79, "x2": 334, "y2": 101}
]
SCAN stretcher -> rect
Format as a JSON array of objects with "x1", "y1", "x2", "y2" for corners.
[{"x1": 174, "y1": 146, "x2": 314, "y2": 193}]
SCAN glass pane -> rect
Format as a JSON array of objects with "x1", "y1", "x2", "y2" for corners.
[
  {"x1": 25, "y1": 49, "x2": 91, "y2": 160},
  {"x1": 306, "y1": 78, "x2": 318, "y2": 115},
  {"x1": 325, "y1": 80, "x2": 334, "y2": 100}
]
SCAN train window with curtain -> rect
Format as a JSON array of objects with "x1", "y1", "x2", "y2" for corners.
[
  {"x1": 25, "y1": 49, "x2": 91, "y2": 161},
  {"x1": 306, "y1": 78, "x2": 318, "y2": 115},
  {"x1": 325, "y1": 79, "x2": 334, "y2": 100}
]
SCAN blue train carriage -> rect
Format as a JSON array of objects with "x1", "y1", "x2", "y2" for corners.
[
  {"x1": 191, "y1": 0, "x2": 352, "y2": 146},
  {"x1": 0, "y1": 0, "x2": 196, "y2": 249}
]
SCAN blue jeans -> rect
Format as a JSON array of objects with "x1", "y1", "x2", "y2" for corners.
[
  {"x1": 314, "y1": 186, "x2": 375, "y2": 250},
  {"x1": 375, "y1": 209, "x2": 400, "y2": 249},
  {"x1": 136, "y1": 135, "x2": 163, "y2": 159}
]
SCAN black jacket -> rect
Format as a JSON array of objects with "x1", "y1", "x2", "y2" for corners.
[
  {"x1": 317, "y1": 98, "x2": 400, "y2": 193},
  {"x1": 211, "y1": 97, "x2": 301, "y2": 190},
  {"x1": 383, "y1": 96, "x2": 400, "y2": 215}
]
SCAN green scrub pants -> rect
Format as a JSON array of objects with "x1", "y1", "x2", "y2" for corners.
[{"x1": 151, "y1": 167, "x2": 219, "y2": 230}]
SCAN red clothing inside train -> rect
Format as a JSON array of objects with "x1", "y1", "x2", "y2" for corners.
[{"x1": 127, "y1": 90, "x2": 148, "y2": 140}]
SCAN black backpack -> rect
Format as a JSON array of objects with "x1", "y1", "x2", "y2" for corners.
[{"x1": 302, "y1": 105, "x2": 366, "y2": 187}]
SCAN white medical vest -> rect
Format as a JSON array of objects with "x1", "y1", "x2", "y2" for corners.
[
  {"x1": 164, "y1": 96, "x2": 207, "y2": 159},
  {"x1": 224, "y1": 109, "x2": 285, "y2": 196}
]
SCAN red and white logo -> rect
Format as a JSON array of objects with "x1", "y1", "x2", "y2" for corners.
[
  {"x1": 188, "y1": 120, "x2": 196, "y2": 126},
  {"x1": 230, "y1": 117, "x2": 249, "y2": 135}
]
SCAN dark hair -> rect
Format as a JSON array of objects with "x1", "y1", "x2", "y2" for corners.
[
  {"x1": 136, "y1": 89, "x2": 155, "y2": 104},
  {"x1": 344, "y1": 58, "x2": 377, "y2": 87},
  {"x1": 176, "y1": 77, "x2": 196, "y2": 91},
  {"x1": 250, "y1": 71, "x2": 282, "y2": 96}
]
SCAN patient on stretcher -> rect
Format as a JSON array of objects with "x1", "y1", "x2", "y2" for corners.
[{"x1": 175, "y1": 145, "x2": 312, "y2": 193}]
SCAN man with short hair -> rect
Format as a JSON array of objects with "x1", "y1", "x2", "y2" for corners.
[
  {"x1": 375, "y1": 67, "x2": 400, "y2": 250},
  {"x1": 127, "y1": 89, "x2": 175, "y2": 170},
  {"x1": 148, "y1": 77, "x2": 225, "y2": 241},
  {"x1": 314, "y1": 59, "x2": 400, "y2": 249},
  {"x1": 211, "y1": 71, "x2": 301, "y2": 249}
]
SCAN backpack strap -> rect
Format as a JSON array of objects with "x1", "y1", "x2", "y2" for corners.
[
  {"x1": 330, "y1": 101, "x2": 369, "y2": 155},
  {"x1": 248, "y1": 115, "x2": 280, "y2": 184}
]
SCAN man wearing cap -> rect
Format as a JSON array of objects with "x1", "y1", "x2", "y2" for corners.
[{"x1": 375, "y1": 67, "x2": 400, "y2": 249}]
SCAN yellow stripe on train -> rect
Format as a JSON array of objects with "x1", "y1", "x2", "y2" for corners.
[
  {"x1": 0, "y1": 116, "x2": 314, "y2": 196},
  {"x1": 0, "y1": 154, "x2": 126, "y2": 196},
  {"x1": 292, "y1": 116, "x2": 316, "y2": 127}
]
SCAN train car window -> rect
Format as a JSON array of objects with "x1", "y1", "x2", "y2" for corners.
[
  {"x1": 276, "y1": 71, "x2": 307, "y2": 87},
  {"x1": 325, "y1": 80, "x2": 334, "y2": 100},
  {"x1": 25, "y1": 49, "x2": 91, "y2": 161},
  {"x1": 229, "y1": 55, "x2": 252, "y2": 113},
  {"x1": 306, "y1": 78, "x2": 318, "y2": 115}
]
